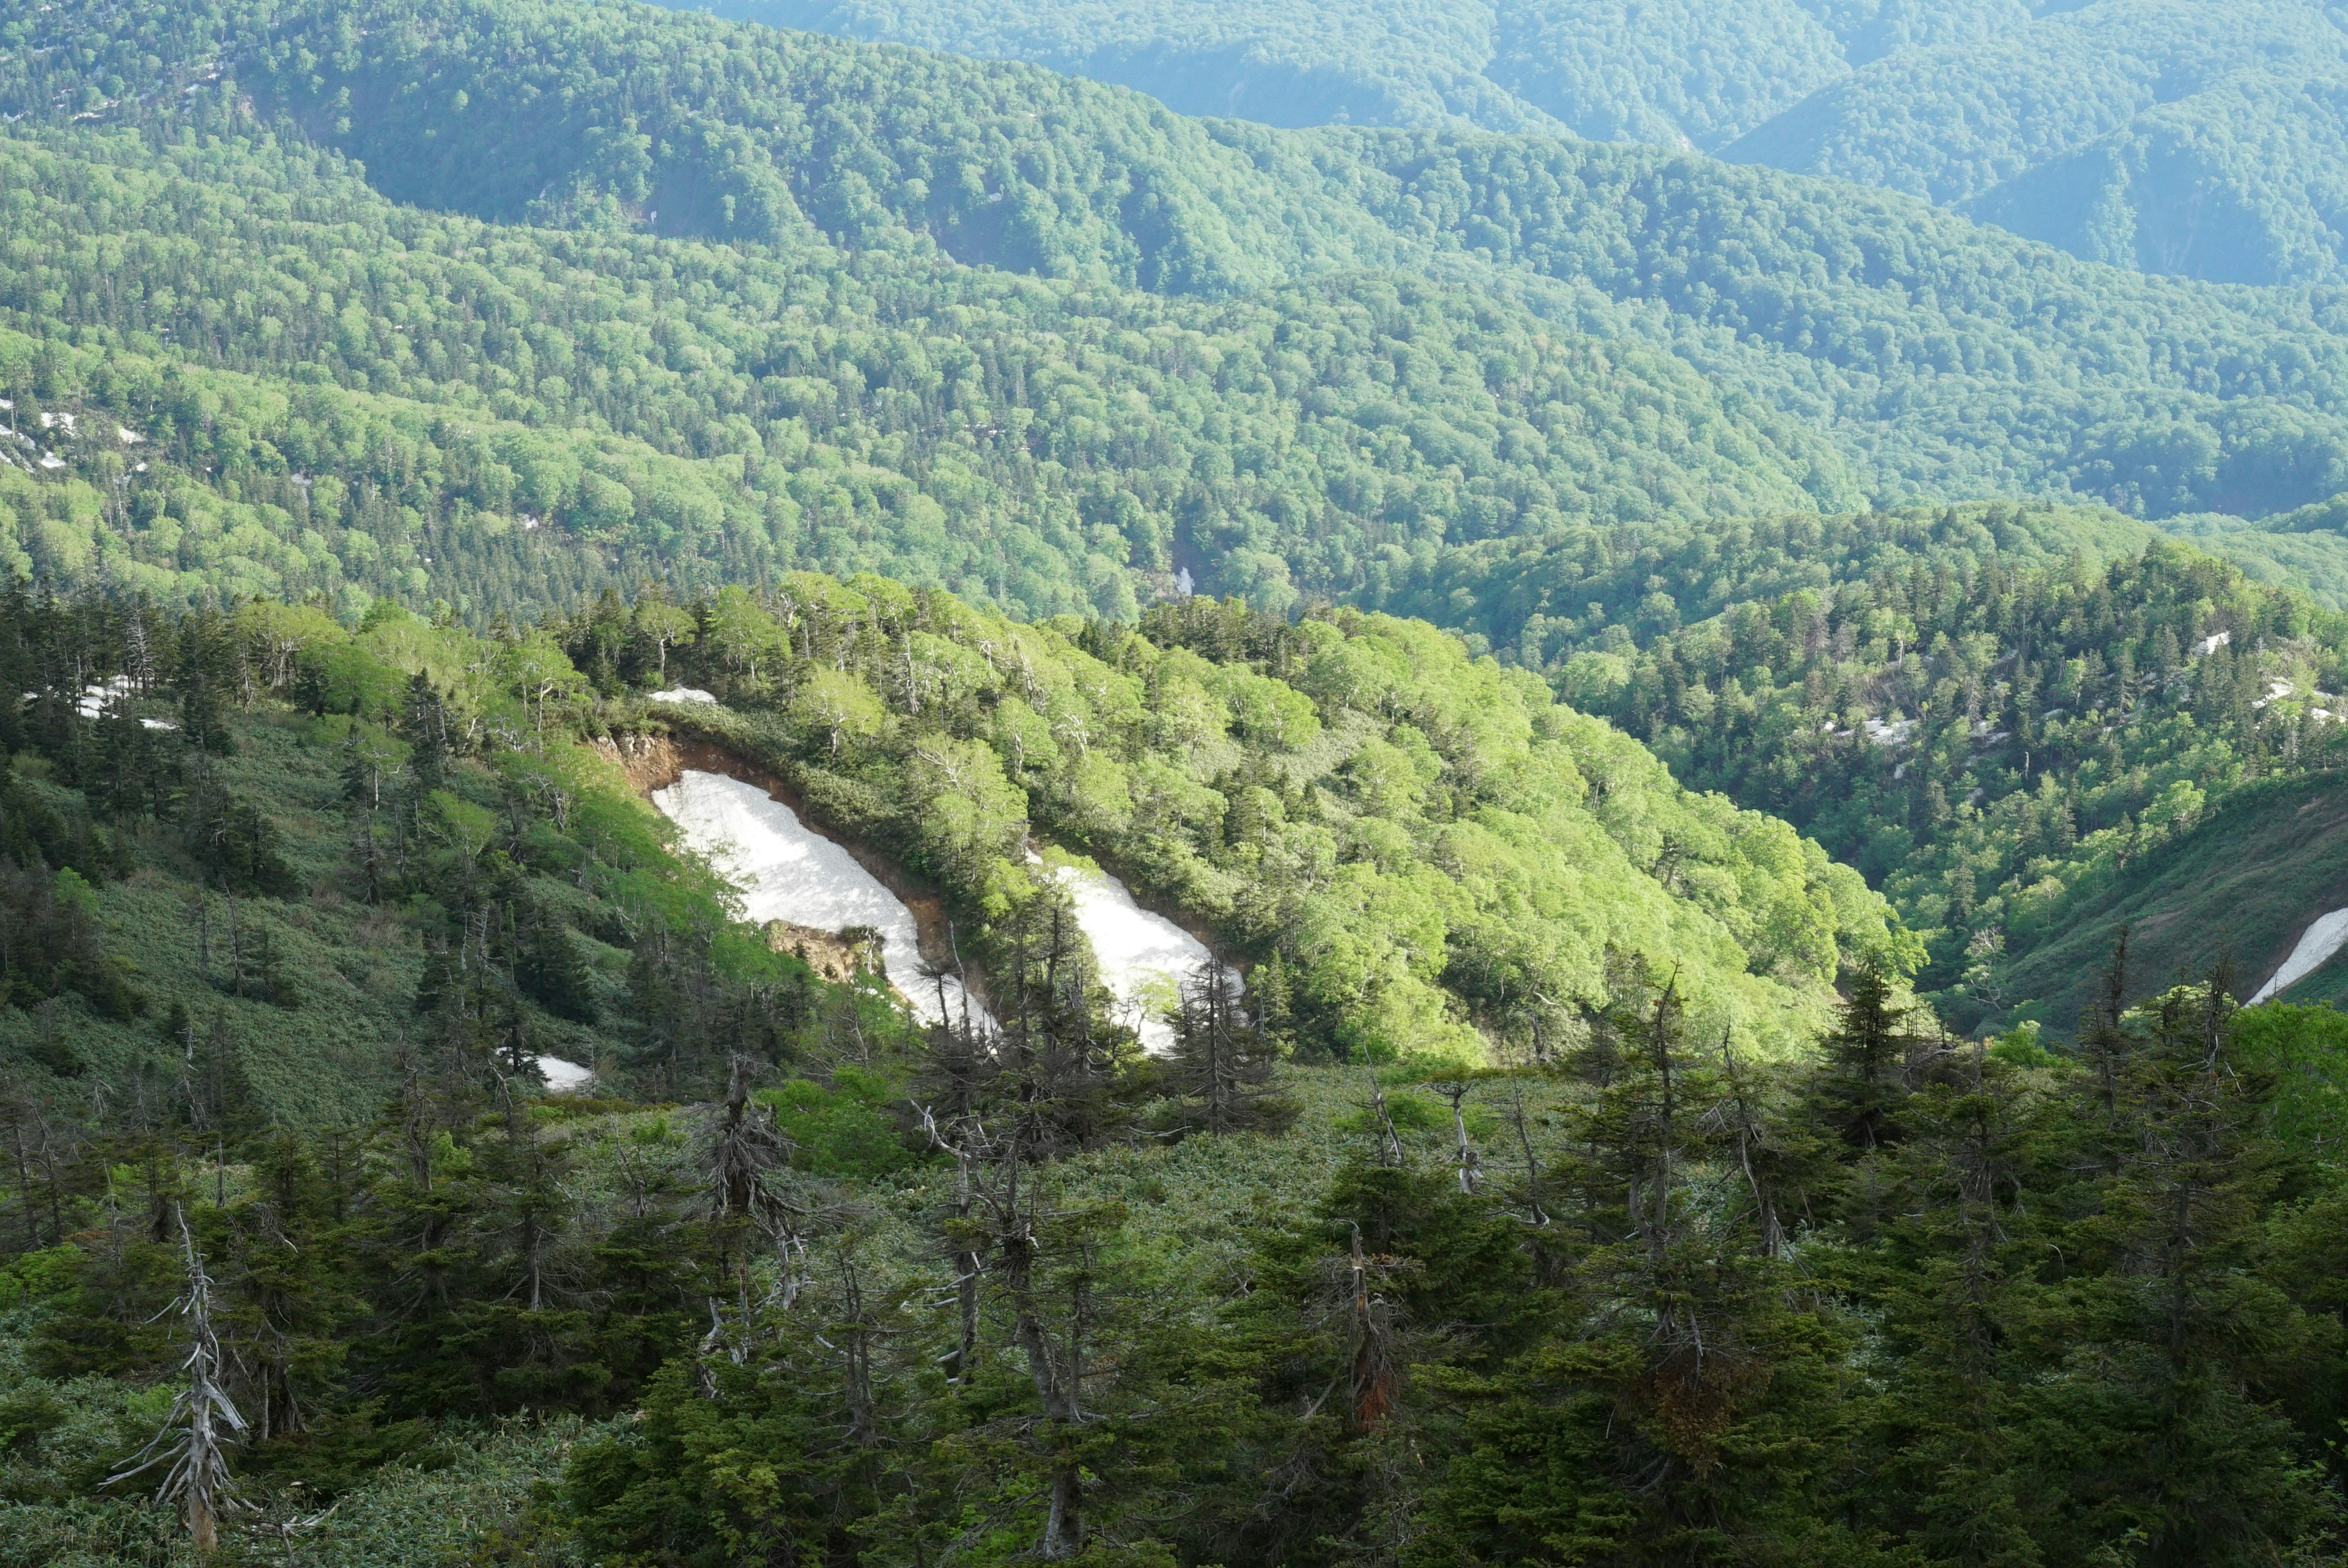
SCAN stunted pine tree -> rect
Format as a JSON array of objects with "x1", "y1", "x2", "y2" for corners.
[
  {"x1": 1813, "y1": 955, "x2": 1916, "y2": 1152},
  {"x1": 2045, "y1": 971, "x2": 2332, "y2": 1566},
  {"x1": 1165, "y1": 961, "x2": 1293, "y2": 1138}
]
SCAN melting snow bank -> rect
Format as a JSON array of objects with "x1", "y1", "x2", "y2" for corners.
[
  {"x1": 652, "y1": 769, "x2": 989, "y2": 1028},
  {"x1": 647, "y1": 687, "x2": 717, "y2": 704},
  {"x1": 537, "y1": 1055, "x2": 594, "y2": 1093},
  {"x1": 1041, "y1": 855, "x2": 1239, "y2": 1055},
  {"x1": 2251, "y1": 908, "x2": 2348, "y2": 1004}
]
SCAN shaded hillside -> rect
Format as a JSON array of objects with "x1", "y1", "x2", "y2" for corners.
[
  {"x1": 1996, "y1": 774, "x2": 2348, "y2": 1032},
  {"x1": 684, "y1": 0, "x2": 2348, "y2": 284}
]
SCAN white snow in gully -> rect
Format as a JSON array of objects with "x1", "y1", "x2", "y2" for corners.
[{"x1": 652, "y1": 768, "x2": 991, "y2": 1028}]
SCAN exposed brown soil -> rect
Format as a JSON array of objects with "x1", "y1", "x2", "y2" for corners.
[{"x1": 762, "y1": 919, "x2": 880, "y2": 985}]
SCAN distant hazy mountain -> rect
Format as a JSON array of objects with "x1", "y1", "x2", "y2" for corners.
[{"x1": 676, "y1": 0, "x2": 2348, "y2": 285}]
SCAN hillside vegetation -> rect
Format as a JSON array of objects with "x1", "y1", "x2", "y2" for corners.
[
  {"x1": 5, "y1": 0, "x2": 2348, "y2": 1034},
  {"x1": 703, "y1": 0, "x2": 2348, "y2": 285},
  {"x1": 4, "y1": 639, "x2": 2347, "y2": 1563},
  {"x1": 12, "y1": 0, "x2": 2348, "y2": 652},
  {"x1": 1992, "y1": 773, "x2": 2348, "y2": 1031},
  {"x1": 10, "y1": 4, "x2": 2348, "y2": 1566},
  {"x1": 0, "y1": 573, "x2": 2336, "y2": 1568},
  {"x1": 0, "y1": 590, "x2": 910, "y2": 1128},
  {"x1": 614, "y1": 579, "x2": 1898, "y2": 1063},
  {"x1": 1521, "y1": 522, "x2": 2348, "y2": 1032},
  {"x1": 0, "y1": 567, "x2": 1897, "y2": 1125}
]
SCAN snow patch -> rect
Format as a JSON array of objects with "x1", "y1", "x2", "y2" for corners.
[
  {"x1": 75, "y1": 675, "x2": 138, "y2": 719},
  {"x1": 1863, "y1": 716, "x2": 1916, "y2": 747},
  {"x1": 537, "y1": 1055, "x2": 594, "y2": 1093},
  {"x1": 1038, "y1": 853, "x2": 1239, "y2": 1055},
  {"x1": 652, "y1": 770, "x2": 989, "y2": 1028},
  {"x1": 2195, "y1": 630, "x2": 2232, "y2": 657},
  {"x1": 646, "y1": 686, "x2": 717, "y2": 705},
  {"x1": 2251, "y1": 908, "x2": 2348, "y2": 1004}
]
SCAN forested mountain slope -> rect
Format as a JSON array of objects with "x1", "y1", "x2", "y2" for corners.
[
  {"x1": 0, "y1": 592, "x2": 895, "y2": 1127},
  {"x1": 694, "y1": 0, "x2": 2348, "y2": 285},
  {"x1": 5, "y1": 579, "x2": 2348, "y2": 1566},
  {"x1": 0, "y1": 572, "x2": 1895, "y2": 1117},
  {"x1": 12, "y1": 0, "x2": 2348, "y2": 1046},
  {"x1": 1519, "y1": 521, "x2": 2348, "y2": 1033},
  {"x1": 14, "y1": 0, "x2": 2348, "y2": 647},
  {"x1": 0, "y1": 117, "x2": 1839, "y2": 622}
]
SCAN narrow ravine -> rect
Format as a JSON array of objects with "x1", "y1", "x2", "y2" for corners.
[{"x1": 653, "y1": 768, "x2": 992, "y2": 1028}]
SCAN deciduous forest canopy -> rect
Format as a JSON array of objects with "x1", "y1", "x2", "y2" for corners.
[{"x1": 690, "y1": 0, "x2": 2348, "y2": 285}]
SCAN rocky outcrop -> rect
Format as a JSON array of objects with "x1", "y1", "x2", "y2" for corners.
[{"x1": 763, "y1": 918, "x2": 883, "y2": 984}]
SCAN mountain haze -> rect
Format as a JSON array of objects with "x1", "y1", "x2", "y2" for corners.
[{"x1": 684, "y1": 0, "x2": 2348, "y2": 285}]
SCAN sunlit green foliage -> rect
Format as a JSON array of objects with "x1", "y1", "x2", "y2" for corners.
[
  {"x1": 558, "y1": 575, "x2": 1901, "y2": 1066},
  {"x1": 10, "y1": 0, "x2": 2348, "y2": 652},
  {"x1": 1542, "y1": 531, "x2": 2348, "y2": 1032}
]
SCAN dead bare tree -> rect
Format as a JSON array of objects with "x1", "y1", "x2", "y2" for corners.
[
  {"x1": 110, "y1": 1204, "x2": 246, "y2": 1551},
  {"x1": 1422, "y1": 1078, "x2": 1482, "y2": 1194}
]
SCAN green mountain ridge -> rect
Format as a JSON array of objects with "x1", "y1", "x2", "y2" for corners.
[
  {"x1": 25, "y1": 0, "x2": 2348, "y2": 541},
  {"x1": 671, "y1": 0, "x2": 2348, "y2": 285}
]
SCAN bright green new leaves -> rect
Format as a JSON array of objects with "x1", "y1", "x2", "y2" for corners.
[{"x1": 608, "y1": 580, "x2": 1902, "y2": 1065}]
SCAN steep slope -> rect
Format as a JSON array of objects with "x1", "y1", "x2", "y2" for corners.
[
  {"x1": 1994, "y1": 774, "x2": 2348, "y2": 1031},
  {"x1": 1528, "y1": 530, "x2": 2348, "y2": 1031},
  {"x1": 20, "y1": 0, "x2": 2348, "y2": 592},
  {"x1": 0, "y1": 572, "x2": 1907, "y2": 1130},
  {"x1": 695, "y1": 0, "x2": 2348, "y2": 285},
  {"x1": 0, "y1": 600, "x2": 898, "y2": 1127},
  {"x1": 1307, "y1": 128, "x2": 2348, "y2": 519},
  {"x1": 568, "y1": 580, "x2": 1902, "y2": 1063}
]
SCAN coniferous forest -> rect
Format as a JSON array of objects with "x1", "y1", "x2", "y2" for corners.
[{"x1": 9, "y1": 1, "x2": 2348, "y2": 1566}]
